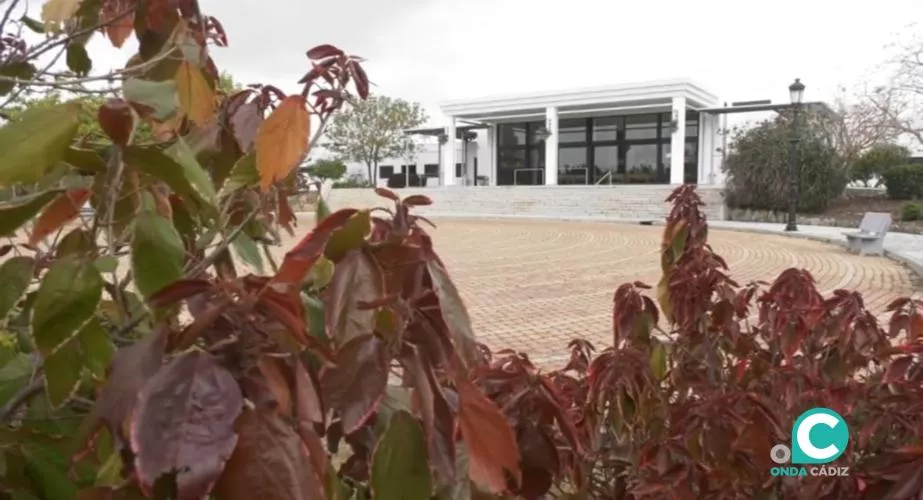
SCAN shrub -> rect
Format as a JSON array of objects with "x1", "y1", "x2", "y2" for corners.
[
  {"x1": 901, "y1": 202, "x2": 923, "y2": 221},
  {"x1": 332, "y1": 174, "x2": 372, "y2": 188},
  {"x1": 882, "y1": 164, "x2": 923, "y2": 200},
  {"x1": 724, "y1": 113, "x2": 847, "y2": 213},
  {"x1": 851, "y1": 144, "x2": 910, "y2": 187},
  {"x1": 469, "y1": 185, "x2": 923, "y2": 498}
]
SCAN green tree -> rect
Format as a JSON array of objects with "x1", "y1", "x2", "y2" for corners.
[
  {"x1": 723, "y1": 110, "x2": 848, "y2": 213},
  {"x1": 851, "y1": 143, "x2": 910, "y2": 187},
  {"x1": 301, "y1": 158, "x2": 347, "y2": 181},
  {"x1": 323, "y1": 94, "x2": 427, "y2": 184}
]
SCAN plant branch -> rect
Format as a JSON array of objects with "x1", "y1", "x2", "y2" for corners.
[{"x1": 0, "y1": 377, "x2": 43, "y2": 422}]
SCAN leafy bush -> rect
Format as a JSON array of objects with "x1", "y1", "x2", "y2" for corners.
[
  {"x1": 882, "y1": 164, "x2": 923, "y2": 200},
  {"x1": 301, "y1": 158, "x2": 348, "y2": 182},
  {"x1": 901, "y1": 202, "x2": 923, "y2": 221},
  {"x1": 332, "y1": 174, "x2": 372, "y2": 188},
  {"x1": 724, "y1": 113, "x2": 847, "y2": 213},
  {"x1": 851, "y1": 144, "x2": 910, "y2": 187}
]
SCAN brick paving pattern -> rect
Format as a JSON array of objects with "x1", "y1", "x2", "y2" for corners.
[{"x1": 416, "y1": 218, "x2": 920, "y2": 366}]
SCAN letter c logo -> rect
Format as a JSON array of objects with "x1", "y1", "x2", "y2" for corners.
[{"x1": 791, "y1": 408, "x2": 849, "y2": 465}]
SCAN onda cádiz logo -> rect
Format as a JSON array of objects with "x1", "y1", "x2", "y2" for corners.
[{"x1": 769, "y1": 407, "x2": 850, "y2": 477}]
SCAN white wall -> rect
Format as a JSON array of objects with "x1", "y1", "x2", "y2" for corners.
[{"x1": 342, "y1": 138, "x2": 491, "y2": 187}]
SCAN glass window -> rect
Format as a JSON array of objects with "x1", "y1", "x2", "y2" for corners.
[
  {"x1": 424, "y1": 164, "x2": 438, "y2": 176},
  {"x1": 685, "y1": 141, "x2": 698, "y2": 184},
  {"x1": 625, "y1": 144, "x2": 658, "y2": 183},
  {"x1": 558, "y1": 147, "x2": 589, "y2": 185},
  {"x1": 379, "y1": 165, "x2": 394, "y2": 178},
  {"x1": 527, "y1": 122, "x2": 547, "y2": 145},
  {"x1": 593, "y1": 117, "x2": 620, "y2": 142},
  {"x1": 558, "y1": 119, "x2": 587, "y2": 143},
  {"x1": 498, "y1": 124, "x2": 526, "y2": 147},
  {"x1": 686, "y1": 120, "x2": 699, "y2": 137},
  {"x1": 625, "y1": 114, "x2": 658, "y2": 140},
  {"x1": 497, "y1": 148, "x2": 525, "y2": 186},
  {"x1": 593, "y1": 145, "x2": 619, "y2": 184}
]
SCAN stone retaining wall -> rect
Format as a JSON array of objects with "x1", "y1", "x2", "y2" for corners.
[{"x1": 324, "y1": 185, "x2": 726, "y2": 221}]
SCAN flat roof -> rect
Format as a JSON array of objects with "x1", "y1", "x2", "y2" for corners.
[{"x1": 439, "y1": 79, "x2": 720, "y2": 118}]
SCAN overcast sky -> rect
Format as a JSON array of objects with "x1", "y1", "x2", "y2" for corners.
[{"x1": 79, "y1": 0, "x2": 923, "y2": 128}]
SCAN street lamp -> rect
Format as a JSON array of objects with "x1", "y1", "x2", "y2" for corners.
[{"x1": 784, "y1": 78, "x2": 805, "y2": 232}]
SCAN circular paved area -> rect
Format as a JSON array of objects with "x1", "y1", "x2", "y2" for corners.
[{"x1": 421, "y1": 218, "x2": 920, "y2": 366}]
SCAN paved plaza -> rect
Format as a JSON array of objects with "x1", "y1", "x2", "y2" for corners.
[{"x1": 414, "y1": 218, "x2": 920, "y2": 366}]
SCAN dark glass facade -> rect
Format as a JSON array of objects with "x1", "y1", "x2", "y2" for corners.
[{"x1": 496, "y1": 111, "x2": 699, "y2": 185}]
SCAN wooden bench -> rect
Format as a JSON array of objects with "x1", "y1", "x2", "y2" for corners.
[{"x1": 842, "y1": 212, "x2": 891, "y2": 256}]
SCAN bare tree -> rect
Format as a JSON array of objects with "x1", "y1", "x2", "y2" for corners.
[
  {"x1": 821, "y1": 85, "x2": 903, "y2": 173},
  {"x1": 866, "y1": 27, "x2": 923, "y2": 147}
]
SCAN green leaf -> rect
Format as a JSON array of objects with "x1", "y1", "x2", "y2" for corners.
[
  {"x1": 64, "y1": 147, "x2": 107, "y2": 173},
  {"x1": 0, "y1": 190, "x2": 63, "y2": 237},
  {"x1": 165, "y1": 138, "x2": 218, "y2": 206},
  {"x1": 131, "y1": 201, "x2": 185, "y2": 300},
  {"x1": 219, "y1": 152, "x2": 259, "y2": 196},
  {"x1": 650, "y1": 340, "x2": 668, "y2": 380},
  {"x1": 65, "y1": 43, "x2": 92, "y2": 76},
  {"x1": 125, "y1": 142, "x2": 217, "y2": 214},
  {"x1": 78, "y1": 319, "x2": 114, "y2": 380},
  {"x1": 0, "y1": 61, "x2": 36, "y2": 96},
  {"x1": 231, "y1": 231, "x2": 265, "y2": 274},
  {"x1": 93, "y1": 255, "x2": 118, "y2": 274},
  {"x1": 370, "y1": 410, "x2": 432, "y2": 500},
  {"x1": 0, "y1": 101, "x2": 81, "y2": 187},
  {"x1": 302, "y1": 293, "x2": 328, "y2": 343},
  {"x1": 44, "y1": 344, "x2": 82, "y2": 407},
  {"x1": 122, "y1": 78, "x2": 178, "y2": 120},
  {"x1": 22, "y1": 443, "x2": 79, "y2": 500},
  {"x1": 324, "y1": 210, "x2": 371, "y2": 262},
  {"x1": 56, "y1": 227, "x2": 95, "y2": 258},
  {"x1": 0, "y1": 353, "x2": 32, "y2": 405},
  {"x1": 31, "y1": 255, "x2": 103, "y2": 356},
  {"x1": 21, "y1": 15, "x2": 45, "y2": 33},
  {"x1": 0, "y1": 256, "x2": 35, "y2": 320},
  {"x1": 308, "y1": 255, "x2": 334, "y2": 290}
]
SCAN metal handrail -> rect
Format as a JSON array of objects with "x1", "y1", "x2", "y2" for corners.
[
  {"x1": 513, "y1": 168, "x2": 544, "y2": 185},
  {"x1": 595, "y1": 170, "x2": 613, "y2": 185}
]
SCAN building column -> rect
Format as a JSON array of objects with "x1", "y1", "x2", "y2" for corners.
[
  {"x1": 545, "y1": 106, "x2": 558, "y2": 185},
  {"x1": 485, "y1": 125, "x2": 496, "y2": 186},
  {"x1": 669, "y1": 96, "x2": 686, "y2": 185},
  {"x1": 442, "y1": 117, "x2": 456, "y2": 186}
]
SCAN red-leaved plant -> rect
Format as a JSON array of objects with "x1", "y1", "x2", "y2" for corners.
[{"x1": 473, "y1": 185, "x2": 923, "y2": 499}]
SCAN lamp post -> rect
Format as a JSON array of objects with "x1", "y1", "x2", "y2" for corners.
[{"x1": 784, "y1": 78, "x2": 805, "y2": 232}]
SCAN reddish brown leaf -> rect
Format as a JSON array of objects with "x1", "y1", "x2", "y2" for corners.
[
  {"x1": 294, "y1": 361, "x2": 324, "y2": 427},
  {"x1": 101, "y1": 0, "x2": 135, "y2": 48},
  {"x1": 170, "y1": 297, "x2": 231, "y2": 351},
  {"x1": 349, "y1": 61, "x2": 370, "y2": 99},
  {"x1": 131, "y1": 351, "x2": 242, "y2": 498},
  {"x1": 29, "y1": 188, "x2": 91, "y2": 245},
  {"x1": 306, "y1": 44, "x2": 344, "y2": 60},
  {"x1": 274, "y1": 209, "x2": 357, "y2": 287},
  {"x1": 277, "y1": 190, "x2": 296, "y2": 237},
  {"x1": 258, "y1": 356, "x2": 293, "y2": 416},
  {"x1": 374, "y1": 187, "x2": 399, "y2": 201},
  {"x1": 255, "y1": 95, "x2": 309, "y2": 192},
  {"x1": 97, "y1": 98, "x2": 136, "y2": 146},
  {"x1": 148, "y1": 278, "x2": 213, "y2": 308},
  {"x1": 229, "y1": 97, "x2": 262, "y2": 153},
  {"x1": 456, "y1": 377, "x2": 521, "y2": 494},
  {"x1": 89, "y1": 327, "x2": 168, "y2": 454},
  {"x1": 403, "y1": 194, "x2": 432, "y2": 207},
  {"x1": 321, "y1": 335, "x2": 388, "y2": 434},
  {"x1": 213, "y1": 408, "x2": 324, "y2": 500},
  {"x1": 325, "y1": 249, "x2": 384, "y2": 347}
]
